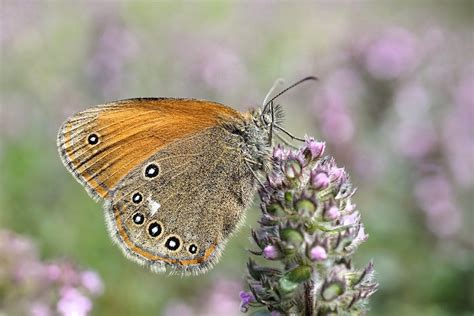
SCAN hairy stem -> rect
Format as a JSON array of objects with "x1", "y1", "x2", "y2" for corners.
[{"x1": 304, "y1": 281, "x2": 314, "y2": 316}]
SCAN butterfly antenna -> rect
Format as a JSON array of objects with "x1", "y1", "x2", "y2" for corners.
[
  {"x1": 262, "y1": 78, "x2": 285, "y2": 107},
  {"x1": 261, "y1": 76, "x2": 318, "y2": 117}
]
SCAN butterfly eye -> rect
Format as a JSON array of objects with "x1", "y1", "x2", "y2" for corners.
[
  {"x1": 165, "y1": 236, "x2": 181, "y2": 251},
  {"x1": 148, "y1": 221, "x2": 162, "y2": 237},
  {"x1": 144, "y1": 163, "x2": 160, "y2": 179},
  {"x1": 188, "y1": 244, "x2": 198, "y2": 254},
  {"x1": 132, "y1": 212, "x2": 145, "y2": 225},
  {"x1": 131, "y1": 192, "x2": 143, "y2": 204},
  {"x1": 87, "y1": 133, "x2": 99, "y2": 145}
]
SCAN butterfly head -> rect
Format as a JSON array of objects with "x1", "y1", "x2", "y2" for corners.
[{"x1": 255, "y1": 76, "x2": 318, "y2": 146}]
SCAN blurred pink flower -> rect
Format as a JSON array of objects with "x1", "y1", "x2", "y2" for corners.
[
  {"x1": 14, "y1": 260, "x2": 45, "y2": 284},
  {"x1": 425, "y1": 204, "x2": 461, "y2": 238},
  {"x1": 454, "y1": 71, "x2": 474, "y2": 110},
  {"x1": 443, "y1": 72, "x2": 474, "y2": 188},
  {"x1": 46, "y1": 263, "x2": 62, "y2": 282},
  {"x1": 394, "y1": 83, "x2": 430, "y2": 119},
  {"x1": 392, "y1": 84, "x2": 437, "y2": 159},
  {"x1": 195, "y1": 43, "x2": 248, "y2": 91},
  {"x1": 415, "y1": 174, "x2": 461, "y2": 237},
  {"x1": 163, "y1": 302, "x2": 193, "y2": 316},
  {"x1": 0, "y1": 230, "x2": 37, "y2": 257},
  {"x1": 80, "y1": 271, "x2": 104, "y2": 296},
  {"x1": 325, "y1": 67, "x2": 365, "y2": 99},
  {"x1": 364, "y1": 28, "x2": 418, "y2": 80},
  {"x1": 163, "y1": 278, "x2": 242, "y2": 316},
  {"x1": 57, "y1": 287, "x2": 92, "y2": 316},
  {"x1": 58, "y1": 263, "x2": 81, "y2": 286},
  {"x1": 317, "y1": 69, "x2": 360, "y2": 142},
  {"x1": 392, "y1": 121, "x2": 437, "y2": 160},
  {"x1": 315, "y1": 86, "x2": 354, "y2": 144},
  {"x1": 30, "y1": 302, "x2": 52, "y2": 316},
  {"x1": 0, "y1": 1, "x2": 42, "y2": 45},
  {"x1": 203, "y1": 279, "x2": 241, "y2": 316},
  {"x1": 0, "y1": 230, "x2": 103, "y2": 315},
  {"x1": 86, "y1": 15, "x2": 138, "y2": 98}
]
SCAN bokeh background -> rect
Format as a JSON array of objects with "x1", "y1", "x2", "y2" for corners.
[{"x1": 1, "y1": 1, "x2": 473, "y2": 315}]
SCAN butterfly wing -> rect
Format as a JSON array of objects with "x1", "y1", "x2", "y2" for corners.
[
  {"x1": 57, "y1": 98, "x2": 243, "y2": 200},
  {"x1": 104, "y1": 126, "x2": 256, "y2": 274}
]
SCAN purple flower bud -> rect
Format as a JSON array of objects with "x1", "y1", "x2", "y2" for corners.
[
  {"x1": 304, "y1": 137, "x2": 325, "y2": 160},
  {"x1": 267, "y1": 172, "x2": 284, "y2": 189},
  {"x1": 263, "y1": 245, "x2": 280, "y2": 260},
  {"x1": 344, "y1": 201, "x2": 356, "y2": 213},
  {"x1": 311, "y1": 171, "x2": 330, "y2": 190},
  {"x1": 239, "y1": 290, "x2": 254, "y2": 313},
  {"x1": 284, "y1": 159, "x2": 302, "y2": 179},
  {"x1": 273, "y1": 145, "x2": 287, "y2": 160},
  {"x1": 310, "y1": 246, "x2": 327, "y2": 261},
  {"x1": 329, "y1": 167, "x2": 345, "y2": 184},
  {"x1": 355, "y1": 225, "x2": 368, "y2": 244},
  {"x1": 325, "y1": 206, "x2": 340, "y2": 221},
  {"x1": 342, "y1": 212, "x2": 360, "y2": 226}
]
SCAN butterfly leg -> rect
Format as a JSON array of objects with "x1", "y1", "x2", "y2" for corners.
[
  {"x1": 274, "y1": 132, "x2": 299, "y2": 149},
  {"x1": 244, "y1": 159, "x2": 269, "y2": 193}
]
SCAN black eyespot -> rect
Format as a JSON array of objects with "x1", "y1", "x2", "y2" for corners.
[
  {"x1": 188, "y1": 244, "x2": 198, "y2": 254},
  {"x1": 132, "y1": 192, "x2": 143, "y2": 204},
  {"x1": 144, "y1": 163, "x2": 159, "y2": 178},
  {"x1": 165, "y1": 236, "x2": 181, "y2": 251},
  {"x1": 148, "y1": 222, "x2": 162, "y2": 237},
  {"x1": 87, "y1": 133, "x2": 99, "y2": 145},
  {"x1": 132, "y1": 212, "x2": 144, "y2": 225}
]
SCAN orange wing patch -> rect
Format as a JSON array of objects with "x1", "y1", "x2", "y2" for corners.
[{"x1": 58, "y1": 98, "x2": 243, "y2": 200}]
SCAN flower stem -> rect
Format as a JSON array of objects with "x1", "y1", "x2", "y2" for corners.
[{"x1": 304, "y1": 281, "x2": 314, "y2": 316}]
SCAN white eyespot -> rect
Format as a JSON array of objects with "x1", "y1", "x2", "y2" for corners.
[
  {"x1": 144, "y1": 163, "x2": 159, "y2": 179},
  {"x1": 188, "y1": 244, "x2": 198, "y2": 254},
  {"x1": 87, "y1": 133, "x2": 99, "y2": 145},
  {"x1": 132, "y1": 192, "x2": 143, "y2": 204},
  {"x1": 147, "y1": 221, "x2": 163, "y2": 238},
  {"x1": 164, "y1": 235, "x2": 181, "y2": 251},
  {"x1": 132, "y1": 212, "x2": 145, "y2": 225}
]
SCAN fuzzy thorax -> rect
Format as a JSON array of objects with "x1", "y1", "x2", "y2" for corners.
[{"x1": 234, "y1": 108, "x2": 275, "y2": 176}]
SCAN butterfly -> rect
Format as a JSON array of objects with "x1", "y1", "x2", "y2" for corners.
[{"x1": 57, "y1": 77, "x2": 316, "y2": 275}]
